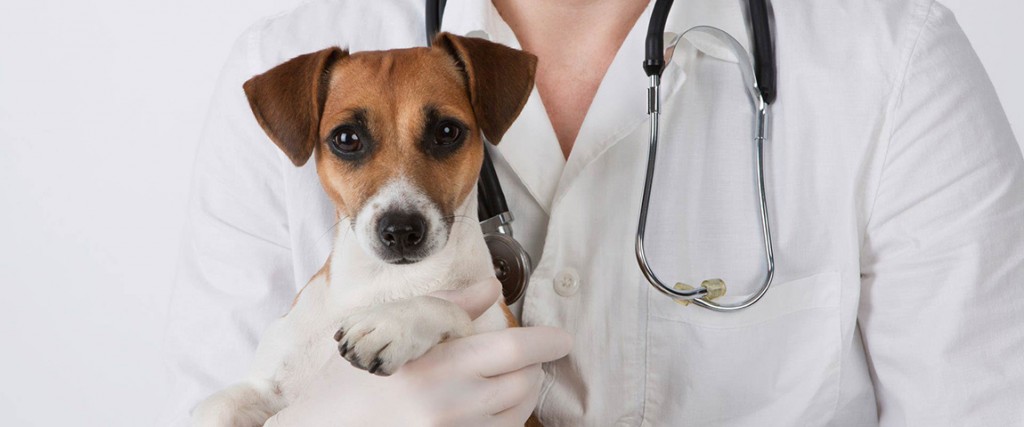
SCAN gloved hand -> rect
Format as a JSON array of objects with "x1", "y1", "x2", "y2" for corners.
[{"x1": 264, "y1": 279, "x2": 572, "y2": 426}]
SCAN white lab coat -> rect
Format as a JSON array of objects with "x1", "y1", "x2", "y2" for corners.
[{"x1": 163, "y1": 0, "x2": 1024, "y2": 425}]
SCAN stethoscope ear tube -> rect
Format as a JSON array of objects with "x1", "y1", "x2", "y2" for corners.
[
  {"x1": 644, "y1": 0, "x2": 675, "y2": 77},
  {"x1": 746, "y1": 0, "x2": 777, "y2": 105},
  {"x1": 425, "y1": 0, "x2": 446, "y2": 47},
  {"x1": 477, "y1": 149, "x2": 510, "y2": 220},
  {"x1": 645, "y1": 0, "x2": 776, "y2": 107}
]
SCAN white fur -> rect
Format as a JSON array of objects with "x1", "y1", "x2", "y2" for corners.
[{"x1": 192, "y1": 188, "x2": 507, "y2": 427}]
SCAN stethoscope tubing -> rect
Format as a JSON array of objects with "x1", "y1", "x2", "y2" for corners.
[{"x1": 636, "y1": 0, "x2": 778, "y2": 311}]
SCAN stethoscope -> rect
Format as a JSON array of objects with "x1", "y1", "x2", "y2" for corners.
[{"x1": 426, "y1": 0, "x2": 777, "y2": 311}]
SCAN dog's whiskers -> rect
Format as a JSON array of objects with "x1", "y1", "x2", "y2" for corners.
[
  {"x1": 316, "y1": 215, "x2": 351, "y2": 245},
  {"x1": 442, "y1": 214, "x2": 477, "y2": 228}
]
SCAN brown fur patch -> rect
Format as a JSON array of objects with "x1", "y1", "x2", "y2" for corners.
[
  {"x1": 315, "y1": 47, "x2": 484, "y2": 221},
  {"x1": 500, "y1": 301, "x2": 519, "y2": 328},
  {"x1": 289, "y1": 260, "x2": 330, "y2": 312},
  {"x1": 243, "y1": 47, "x2": 347, "y2": 166},
  {"x1": 434, "y1": 33, "x2": 538, "y2": 144}
]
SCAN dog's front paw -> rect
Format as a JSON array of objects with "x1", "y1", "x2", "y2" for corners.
[{"x1": 334, "y1": 296, "x2": 473, "y2": 376}]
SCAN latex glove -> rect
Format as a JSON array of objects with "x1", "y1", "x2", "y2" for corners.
[{"x1": 264, "y1": 279, "x2": 572, "y2": 426}]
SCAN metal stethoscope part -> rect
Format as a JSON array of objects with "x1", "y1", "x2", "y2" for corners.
[
  {"x1": 635, "y1": 12, "x2": 777, "y2": 311},
  {"x1": 480, "y1": 211, "x2": 532, "y2": 305}
]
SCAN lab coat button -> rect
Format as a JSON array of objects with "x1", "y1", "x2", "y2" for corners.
[{"x1": 553, "y1": 268, "x2": 580, "y2": 297}]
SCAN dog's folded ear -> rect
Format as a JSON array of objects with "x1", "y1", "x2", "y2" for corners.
[
  {"x1": 434, "y1": 33, "x2": 537, "y2": 145},
  {"x1": 243, "y1": 47, "x2": 348, "y2": 166}
]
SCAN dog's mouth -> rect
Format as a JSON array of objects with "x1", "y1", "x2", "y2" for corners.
[
  {"x1": 370, "y1": 232, "x2": 448, "y2": 265},
  {"x1": 381, "y1": 255, "x2": 422, "y2": 265}
]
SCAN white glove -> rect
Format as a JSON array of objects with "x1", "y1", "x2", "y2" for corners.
[{"x1": 264, "y1": 280, "x2": 572, "y2": 426}]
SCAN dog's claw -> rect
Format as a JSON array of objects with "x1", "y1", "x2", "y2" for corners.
[
  {"x1": 339, "y1": 341, "x2": 349, "y2": 357},
  {"x1": 334, "y1": 328, "x2": 344, "y2": 342},
  {"x1": 368, "y1": 357, "x2": 383, "y2": 375}
]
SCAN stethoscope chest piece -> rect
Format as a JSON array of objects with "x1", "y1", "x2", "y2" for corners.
[
  {"x1": 484, "y1": 232, "x2": 532, "y2": 305},
  {"x1": 475, "y1": 146, "x2": 533, "y2": 306}
]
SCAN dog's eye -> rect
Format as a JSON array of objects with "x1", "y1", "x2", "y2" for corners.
[
  {"x1": 434, "y1": 120, "x2": 462, "y2": 146},
  {"x1": 330, "y1": 127, "x2": 362, "y2": 153}
]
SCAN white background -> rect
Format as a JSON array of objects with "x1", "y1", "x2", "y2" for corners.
[{"x1": 0, "y1": 1, "x2": 1020, "y2": 425}]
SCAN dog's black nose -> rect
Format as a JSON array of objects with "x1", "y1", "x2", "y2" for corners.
[{"x1": 378, "y1": 212, "x2": 427, "y2": 252}]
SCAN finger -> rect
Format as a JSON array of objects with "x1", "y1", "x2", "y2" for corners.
[
  {"x1": 441, "y1": 326, "x2": 572, "y2": 378},
  {"x1": 262, "y1": 409, "x2": 290, "y2": 427},
  {"x1": 489, "y1": 367, "x2": 545, "y2": 425},
  {"x1": 429, "y1": 277, "x2": 502, "y2": 320},
  {"x1": 480, "y1": 363, "x2": 544, "y2": 415}
]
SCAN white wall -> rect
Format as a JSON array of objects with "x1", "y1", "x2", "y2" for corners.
[
  {"x1": 945, "y1": 0, "x2": 1023, "y2": 139},
  {"x1": 0, "y1": 1, "x2": 1020, "y2": 425},
  {"x1": 0, "y1": 1, "x2": 304, "y2": 425}
]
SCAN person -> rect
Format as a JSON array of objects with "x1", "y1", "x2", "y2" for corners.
[{"x1": 163, "y1": 0, "x2": 1024, "y2": 425}]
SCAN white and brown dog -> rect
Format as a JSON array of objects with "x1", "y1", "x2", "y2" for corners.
[{"x1": 192, "y1": 33, "x2": 537, "y2": 426}]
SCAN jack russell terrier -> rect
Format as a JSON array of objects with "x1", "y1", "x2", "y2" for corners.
[{"x1": 192, "y1": 33, "x2": 537, "y2": 425}]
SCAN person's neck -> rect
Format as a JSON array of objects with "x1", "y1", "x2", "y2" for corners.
[
  {"x1": 491, "y1": 0, "x2": 649, "y2": 158},
  {"x1": 492, "y1": 0, "x2": 648, "y2": 45}
]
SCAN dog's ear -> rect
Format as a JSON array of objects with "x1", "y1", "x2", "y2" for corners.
[
  {"x1": 435, "y1": 33, "x2": 537, "y2": 145},
  {"x1": 243, "y1": 47, "x2": 348, "y2": 166}
]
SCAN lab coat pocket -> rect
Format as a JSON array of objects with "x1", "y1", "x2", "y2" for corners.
[{"x1": 643, "y1": 271, "x2": 841, "y2": 425}]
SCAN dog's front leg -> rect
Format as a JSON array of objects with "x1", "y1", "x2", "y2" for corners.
[
  {"x1": 192, "y1": 379, "x2": 285, "y2": 427},
  {"x1": 333, "y1": 295, "x2": 474, "y2": 376}
]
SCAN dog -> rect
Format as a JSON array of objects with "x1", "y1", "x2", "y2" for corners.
[{"x1": 191, "y1": 32, "x2": 537, "y2": 426}]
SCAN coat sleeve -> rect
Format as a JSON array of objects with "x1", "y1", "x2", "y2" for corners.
[
  {"x1": 858, "y1": 2, "x2": 1024, "y2": 425},
  {"x1": 159, "y1": 22, "x2": 298, "y2": 425}
]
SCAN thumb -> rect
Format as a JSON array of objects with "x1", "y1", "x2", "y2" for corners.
[{"x1": 429, "y1": 278, "x2": 502, "y2": 320}]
